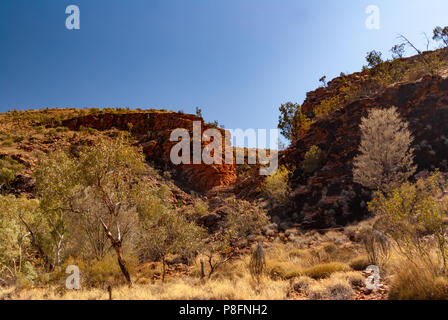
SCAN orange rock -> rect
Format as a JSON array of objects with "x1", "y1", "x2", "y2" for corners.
[{"x1": 62, "y1": 112, "x2": 237, "y2": 192}]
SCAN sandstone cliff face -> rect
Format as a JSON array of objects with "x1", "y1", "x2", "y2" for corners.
[
  {"x1": 283, "y1": 75, "x2": 448, "y2": 228},
  {"x1": 62, "y1": 112, "x2": 237, "y2": 192}
]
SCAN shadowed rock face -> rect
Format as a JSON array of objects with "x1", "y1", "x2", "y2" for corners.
[
  {"x1": 283, "y1": 75, "x2": 448, "y2": 229},
  {"x1": 62, "y1": 112, "x2": 237, "y2": 192}
]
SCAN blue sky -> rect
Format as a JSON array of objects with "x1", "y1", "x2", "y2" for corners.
[{"x1": 1, "y1": 0, "x2": 447, "y2": 146}]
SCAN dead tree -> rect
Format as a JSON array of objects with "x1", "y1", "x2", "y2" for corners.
[
  {"x1": 95, "y1": 176, "x2": 133, "y2": 287},
  {"x1": 397, "y1": 33, "x2": 438, "y2": 75},
  {"x1": 17, "y1": 214, "x2": 54, "y2": 272}
]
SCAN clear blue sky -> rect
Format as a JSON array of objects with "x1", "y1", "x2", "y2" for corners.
[{"x1": 1, "y1": 0, "x2": 447, "y2": 143}]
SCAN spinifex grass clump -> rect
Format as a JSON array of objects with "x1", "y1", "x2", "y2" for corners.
[{"x1": 249, "y1": 241, "x2": 266, "y2": 282}]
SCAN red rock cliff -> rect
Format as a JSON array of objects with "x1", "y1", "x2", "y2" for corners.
[
  {"x1": 283, "y1": 75, "x2": 448, "y2": 228},
  {"x1": 62, "y1": 112, "x2": 237, "y2": 192}
]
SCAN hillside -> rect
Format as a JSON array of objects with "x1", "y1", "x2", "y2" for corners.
[
  {"x1": 2, "y1": 46, "x2": 448, "y2": 301},
  {"x1": 284, "y1": 74, "x2": 448, "y2": 228},
  {"x1": 3, "y1": 50, "x2": 448, "y2": 230},
  {"x1": 0, "y1": 109, "x2": 236, "y2": 194}
]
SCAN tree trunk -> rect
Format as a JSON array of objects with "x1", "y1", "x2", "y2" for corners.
[
  {"x1": 162, "y1": 257, "x2": 166, "y2": 282},
  {"x1": 107, "y1": 285, "x2": 113, "y2": 300},
  {"x1": 114, "y1": 244, "x2": 132, "y2": 286},
  {"x1": 18, "y1": 215, "x2": 54, "y2": 272},
  {"x1": 54, "y1": 237, "x2": 63, "y2": 266},
  {"x1": 100, "y1": 219, "x2": 132, "y2": 286},
  {"x1": 200, "y1": 260, "x2": 205, "y2": 280}
]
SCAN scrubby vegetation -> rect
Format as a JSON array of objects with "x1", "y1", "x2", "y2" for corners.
[
  {"x1": 370, "y1": 172, "x2": 448, "y2": 273},
  {"x1": 4, "y1": 102, "x2": 448, "y2": 300},
  {"x1": 262, "y1": 165, "x2": 291, "y2": 204},
  {"x1": 301, "y1": 146, "x2": 326, "y2": 173},
  {"x1": 0, "y1": 227, "x2": 380, "y2": 300},
  {"x1": 278, "y1": 102, "x2": 300, "y2": 142},
  {"x1": 363, "y1": 172, "x2": 448, "y2": 300},
  {"x1": 353, "y1": 107, "x2": 416, "y2": 192},
  {"x1": 0, "y1": 157, "x2": 24, "y2": 192},
  {"x1": 0, "y1": 123, "x2": 279, "y2": 298}
]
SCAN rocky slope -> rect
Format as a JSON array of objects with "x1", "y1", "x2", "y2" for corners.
[{"x1": 0, "y1": 110, "x2": 237, "y2": 203}]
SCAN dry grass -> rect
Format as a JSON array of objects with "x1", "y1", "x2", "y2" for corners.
[
  {"x1": 330, "y1": 271, "x2": 365, "y2": 287},
  {"x1": 2, "y1": 275, "x2": 289, "y2": 300},
  {"x1": 303, "y1": 262, "x2": 350, "y2": 279},
  {"x1": 349, "y1": 255, "x2": 371, "y2": 271},
  {"x1": 388, "y1": 259, "x2": 448, "y2": 300},
  {"x1": 2, "y1": 270, "x2": 366, "y2": 300},
  {"x1": 292, "y1": 276, "x2": 315, "y2": 293},
  {"x1": 0, "y1": 233, "x2": 367, "y2": 301},
  {"x1": 0, "y1": 223, "x2": 387, "y2": 300},
  {"x1": 306, "y1": 277, "x2": 354, "y2": 300},
  {"x1": 302, "y1": 271, "x2": 362, "y2": 300}
]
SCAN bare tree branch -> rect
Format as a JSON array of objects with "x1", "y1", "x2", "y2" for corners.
[
  {"x1": 398, "y1": 34, "x2": 422, "y2": 54},
  {"x1": 17, "y1": 214, "x2": 54, "y2": 272}
]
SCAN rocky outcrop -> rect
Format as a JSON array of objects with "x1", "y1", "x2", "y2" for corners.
[
  {"x1": 62, "y1": 112, "x2": 237, "y2": 192},
  {"x1": 301, "y1": 48, "x2": 448, "y2": 116},
  {"x1": 283, "y1": 75, "x2": 448, "y2": 228}
]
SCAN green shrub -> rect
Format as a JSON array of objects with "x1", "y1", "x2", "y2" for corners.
[
  {"x1": 296, "y1": 109, "x2": 313, "y2": 135},
  {"x1": 192, "y1": 200, "x2": 209, "y2": 219},
  {"x1": 369, "y1": 60, "x2": 407, "y2": 87},
  {"x1": 0, "y1": 195, "x2": 44, "y2": 284},
  {"x1": 224, "y1": 197, "x2": 270, "y2": 239},
  {"x1": 55, "y1": 127, "x2": 69, "y2": 133},
  {"x1": 314, "y1": 96, "x2": 343, "y2": 118},
  {"x1": 301, "y1": 146, "x2": 326, "y2": 173},
  {"x1": 0, "y1": 168, "x2": 15, "y2": 186},
  {"x1": 0, "y1": 157, "x2": 25, "y2": 188},
  {"x1": 88, "y1": 255, "x2": 138, "y2": 286},
  {"x1": 156, "y1": 184, "x2": 171, "y2": 200},
  {"x1": 366, "y1": 50, "x2": 383, "y2": 68},
  {"x1": 278, "y1": 102, "x2": 300, "y2": 141},
  {"x1": 12, "y1": 135, "x2": 25, "y2": 143},
  {"x1": 1, "y1": 141, "x2": 13, "y2": 147},
  {"x1": 236, "y1": 163, "x2": 251, "y2": 179},
  {"x1": 47, "y1": 128, "x2": 57, "y2": 136},
  {"x1": 369, "y1": 172, "x2": 448, "y2": 272},
  {"x1": 262, "y1": 166, "x2": 290, "y2": 203},
  {"x1": 184, "y1": 199, "x2": 209, "y2": 220},
  {"x1": 15, "y1": 261, "x2": 38, "y2": 288}
]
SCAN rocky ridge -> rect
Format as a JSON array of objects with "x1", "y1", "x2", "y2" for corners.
[
  {"x1": 61, "y1": 112, "x2": 237, "y2": 192},
  {"x1": 283, "y1": 75, "x2": 448, "y2": 228}
]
